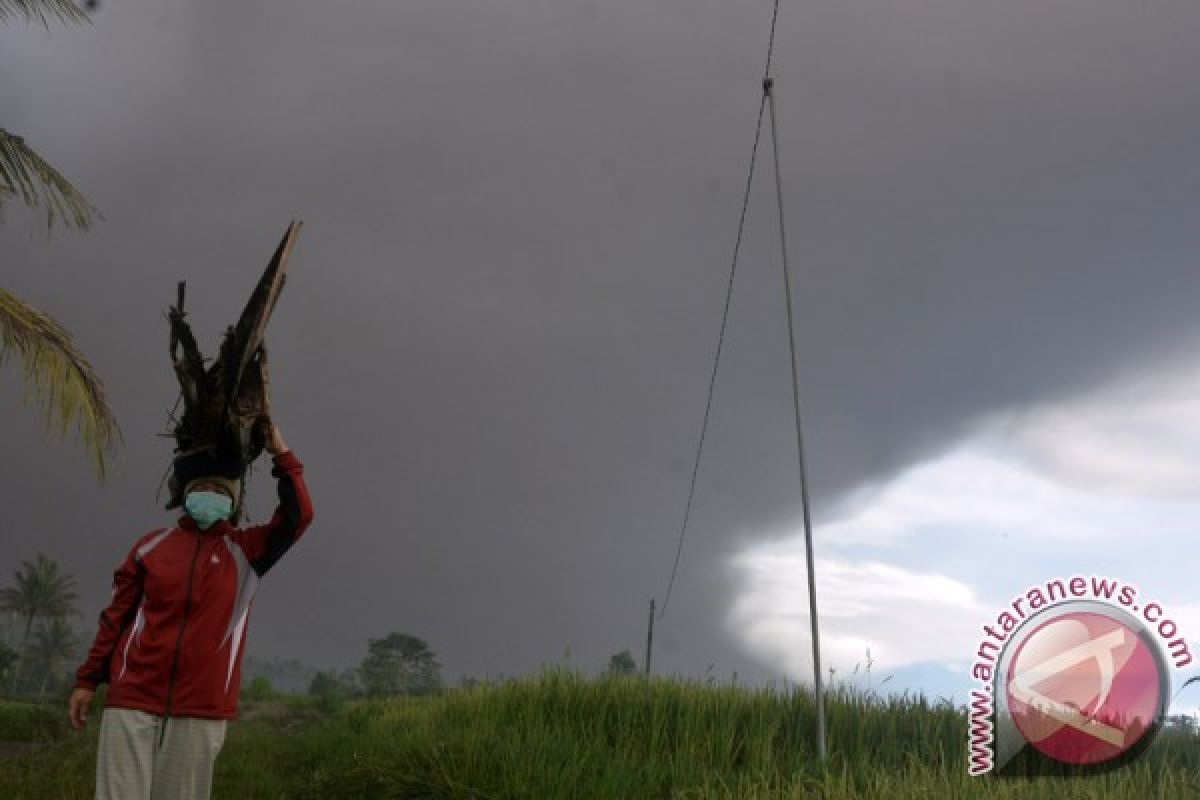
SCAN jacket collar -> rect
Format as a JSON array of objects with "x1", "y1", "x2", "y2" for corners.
[{"x1": 177, "y1": 515, "x2": 233, "y2": 536}]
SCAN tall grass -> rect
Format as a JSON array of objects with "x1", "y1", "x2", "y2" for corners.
[
  {"x1": 2, "y1": 668, "x2": 1199, "y2": 798},
  {"x1": 0, "y1": 698, "x2": 66, "y2": 742}
]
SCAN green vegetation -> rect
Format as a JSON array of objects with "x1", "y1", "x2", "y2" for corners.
[
  {"x1": 243, "y1": 655, "x2": 322, "y2": 694},
  {"x1": 0, "y1": 553, "x2": 82, "y2": 697},
  {"x1": 3, "y1": 668, "x2": 1199, "y2": 798},
  {"x1": 241, "y1": 675, "x2": 281, "y2": 704},
  {"x1": 606, "y1": 648, "x2": 638, "y2": 676},
  {"x1": 308, "y1": 670, "x2": 352, "y2": 715},
  {"x1": 2, "y1": 0, "x2": 121, "y2": 480},
  {"x1": 0, "y1": 698, "x2": 66, "y2": 742},
  {"x1": 360, "y1": 632, "x2": 443, "y2": 697}
]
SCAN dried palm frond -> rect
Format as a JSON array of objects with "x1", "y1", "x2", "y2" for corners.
[
  {"x1": 0, "y1": 288, "x2": 122, "y2": 479},
  {"x1": 165, "y1": 222, "x2": 301, "y2": 508},
  {"x1": 0, "y1": 0, "x2": 89, "y2": 26},
  {"x1": 0, "y1": 129, "x2": 98, "y2": 229}
]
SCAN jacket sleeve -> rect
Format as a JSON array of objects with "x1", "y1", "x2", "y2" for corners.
[
  {"x1": 232, "y1": 449, "x2": 315, "y2": 577},
  {"x1": 75, "y1": 540, "x2": 147, "y2": 690}
]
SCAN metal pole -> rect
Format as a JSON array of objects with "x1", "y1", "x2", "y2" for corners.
[
  {"x1": 645, "y1": 597, "x2": 655, "y2": 674},
  {"x1": 764, "y1": 75, "x2": 827, "y2": 762}
]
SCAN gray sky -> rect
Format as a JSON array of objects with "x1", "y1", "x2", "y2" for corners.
[{"x1": 5, "y1": 0, "x2": 1200, "y2": 685}]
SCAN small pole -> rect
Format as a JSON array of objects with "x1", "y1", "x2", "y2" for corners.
[
  {"x1": 764, "y1": 74, "x2": 827, "y2": 762},
  {"x1": 645, "y1": 597, "x2": 655, "y2": 674}
]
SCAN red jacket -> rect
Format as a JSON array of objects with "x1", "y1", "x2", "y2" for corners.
[{"x1": 75, "y1": 449, "x2": 314, "y2": 720}]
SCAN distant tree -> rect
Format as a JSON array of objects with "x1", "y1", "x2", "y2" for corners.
[
  {"x1": 1, "y1": 1, "x2": 121, "y2": 479},
  {"x1": 606, "y1": 649, "x2": 637, "y2": 676},
  {"x1": 336, "y1": 667, "x2": 362, "y2": 695},
  {"x1": 28, "y1": 616, "x2": 78, "y2": 696},
  {"x1": 308, "y1": 670, "x2": 351, "y2": 714},
  {"x1": 1168, "y1": 714, "x2": 1198, "y2": 734},
  {"x1": 241, "y1": 655, "x2": 319, "y2": 693},
  {"x1": 308, "y1": 670, "x2": 340, "y2": 695},
  {"x1": 359, "y1": 633, "x2": 442, "y2": 697},
  {"x1": 0, "y1": 553, "x2": 79, "y2": 691},
  {"x1": 0, "y1": 640, "x2": 17, "y2": 685},
  {"x1": 241, "y1": 674, "x2": 277, "y2": 703}
]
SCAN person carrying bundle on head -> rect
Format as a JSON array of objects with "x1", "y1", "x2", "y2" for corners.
[
  {"x1": 69, "y1": 418, "x2": 313, "y2": 800},
  {"x1": 69, "y1": 222, "x2": 314, "y2": 800}
]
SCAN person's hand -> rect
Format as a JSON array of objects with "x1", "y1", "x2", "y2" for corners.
[
  {"x1": 266, "y1": 423, "x2": 288, "y2": 456},
  {"x1": 68, "y1": 687, "x2": 94, "y2": 730}
]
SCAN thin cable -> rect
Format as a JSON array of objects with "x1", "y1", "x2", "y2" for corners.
[
  {"x1": 763, "y1": 0, "x2": 783, "y2": 81},
  {"x1": 660, "y1": 0, "x2": 783, "y2": 619}
]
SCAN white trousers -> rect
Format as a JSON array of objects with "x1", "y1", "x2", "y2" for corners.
[{"x1": 95, "y1": 708, "x2": 227, "y2": 800}]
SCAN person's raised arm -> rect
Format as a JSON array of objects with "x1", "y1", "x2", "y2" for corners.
[{"x1": 232, "y1": 422, "x2": 314, "y2": 577}]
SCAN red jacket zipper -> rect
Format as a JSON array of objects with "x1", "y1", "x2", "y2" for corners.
[{"x1": 161, "y1": 531, "x2": 203, "y2": 743}]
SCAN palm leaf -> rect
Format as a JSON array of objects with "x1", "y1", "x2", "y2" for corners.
[
  {"x1": 169, "y1": 223, "x2": 299, "y2": 477},
  {"x1": 224, "y1": 221, "x2": 298, "y2": 402},
  {"x1": 0, "y1": 129, "x2": 98, "y2": 229},
  {"x1": 0, "y1": 288, "x2": 121, "y2": 479},
  {"x1": 2, "y1": 554, "x2": 79, "y2": 618},
  {"x1": 0, "y1": 0, "x2": 88, "y2": 26}
]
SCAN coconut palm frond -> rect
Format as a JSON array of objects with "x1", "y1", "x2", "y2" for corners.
[
  {"x1": 1, "y1": 554, "x2": 79, "y2": 693},
  {"x1": 0, "y1": 129, "x2": 98, "y2": 229},
  {"x1": 1, "y1": 554, "x2": 79, "y2": 619},
  {"x1": 32, "y1": 616, "x2": 77, "y2": 657},
  {"x1": 0, "y1": 0, "x2": 89, "y2": 26},
  {"x1": 0, "y1": 288, "x2": 122, "y2": 479},
  {"x1": 166, "y1": 223, "x2": 299, "y2": 492}
]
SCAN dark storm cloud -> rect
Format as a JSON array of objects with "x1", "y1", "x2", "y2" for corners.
[{"x1": 5, "y1": 0, "x2": 1200, "y2": 683}]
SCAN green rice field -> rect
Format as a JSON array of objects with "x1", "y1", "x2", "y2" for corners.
[{"x1": 2, "y1": 668, "x2": 1198, "y2": 798}]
